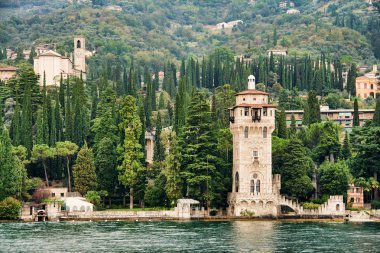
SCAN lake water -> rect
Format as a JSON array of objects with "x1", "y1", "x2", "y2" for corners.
[{"x1": 0, "y1": 221, "x2": 379, "y2": 252}]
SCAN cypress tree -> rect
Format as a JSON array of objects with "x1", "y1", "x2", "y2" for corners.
[
  {"x1": 11, "y1": 101, "x2": 21, "y2": 146},
  {"x1": 273, "y1": 27, "x2": 278, "y2": 46},
  {"x1": 59, "y1": 73, "x2": 65, "y2": 116},
  {"x1": 374, "y1": 96, "x2": 380, "y2": 126},
  {"x1": 290, "y1": 114, "x2": 297, "y2": 137},
  {"x1": 35, "y1": 109, "x2": 44, "y2": 145},
  {"x1": 49, "y1": 101, "x2": 57, "y2": 146},
  {"x1": 347, "y1": 64, "x2": 357, "y2": 96},
  {"x1": 277, "y1": 109, "x2": 287, "y2": 139},
  {"x1": 341, "y1": 131, "x2": 351, "y2": 159},
  {"x1": 0, "y1": 98, "x2": 3, "y2": 125},
  {"x1": 21, "y1": 84, "x2": 33, "y2": 151},
  {"x1": 153, "y1": 112, "x2": 164, "y2": 162},
  {"x1": 307, "y1": 90, "x2": 320, "y2": 125},
  {"x1": 353, "y1": 98, "x2": 360, "y2": 127}
]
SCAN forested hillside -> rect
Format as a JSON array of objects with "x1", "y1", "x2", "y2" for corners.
[{"x1": 0, "y1": 0, "x2": 379, "y2": 67}]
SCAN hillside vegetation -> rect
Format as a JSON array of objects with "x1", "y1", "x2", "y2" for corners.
[{"x1": 0, "y1": 0, "x2": 379, "y2": 67}]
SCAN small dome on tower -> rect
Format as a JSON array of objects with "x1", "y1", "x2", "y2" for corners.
[{"x1": 248, "y1": 75, "x2": 255, "y2": 80}]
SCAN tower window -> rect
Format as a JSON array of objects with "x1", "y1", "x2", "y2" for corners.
[
  {"x1": 250, "y1": 180, "x2": 255, "y2": 193},
  {"x1": 77, "y1": 40, "x2": 81, "y2": 48},
  {"x1": 263, "y1": 127, "x2": 267, "y2": 138},
  {"x1": 244, "y1": 107, "x2": 249, "y2": 116},
  {"x1": 252, "y1": 150, "x2": 258, "y2": 157},
  {"x1": 256, "y1": 180, "x2": 260, "y2": 193},
  {"x1": 263, "y1": 108, "x2": 267, "y2": 116},
  {"x1": 235, "y1": 172, "x2": 239, "y2": 192},
  {"x1": 244, "y1": 127, "x2": 249, "y2": 138}
]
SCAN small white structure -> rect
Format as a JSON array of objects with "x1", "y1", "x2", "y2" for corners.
[
  {"x1": 65, "y1": 197, "x2": 94, "y2": 213},
  {"x1": 267, "y1": 48, "x2": 288, "y2": 56},
  {"x1": 175, "y1": 199, "x2": 200, "y2": 219},
  {"x1": 286, "y1": 8, "x2": 300, "y2": 14},
  {"x1": 216, "y1": 20, "x2": 243, "y2": 29}
]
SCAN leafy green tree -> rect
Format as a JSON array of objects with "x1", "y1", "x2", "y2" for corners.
[
  {"x1": 280, "y1": 138, "x2": 314, "y2": 198},
  {"x1": 0, "y1": 128, "x2": 24, "y2": 200},
  {"x1": 55, "y1": 141, "x2": 78, "y2": 192},
  {"x1": 73, "y1": 142, "x2": 97, "y2": 195},
  {"x1": 214, "y1": 84, "x2": 235, "y2": 128},
  {"x1": 353, "y1": 98, "x2": 360, "y2": 127},
  {"x1": 351, "y1": 124, "x2": 380, "y2": 199},
  {"x1": 117, "y1": 96, "x2": 145, "y2": 209},
  {"x1": 319, "y1": 160, "x2": 351, "y2": 196},
  {"x1": 31, "y1": 144, "x2": 56, "y2": 187}
]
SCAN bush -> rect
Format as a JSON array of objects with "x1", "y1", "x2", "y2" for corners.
[
  {"x1": 371, "y1": 200, "x2": 380, "y2": 210},
  {"x1": 0, "y1": 197, "x2": 22, "y2": 220},
  {"x1": 209, "y1": 210, "x2": 218, "y2": 216},
  {"x1": 302, "y1": 202, "x2": 320, "y2": 209},
  {"x1": 85, "y1": 191, "x2": 101, "y2": 206}
]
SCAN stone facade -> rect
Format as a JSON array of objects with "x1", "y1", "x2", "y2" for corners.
[{"x1": 227, "y1": 75, "x2": 281, "y2": 217}]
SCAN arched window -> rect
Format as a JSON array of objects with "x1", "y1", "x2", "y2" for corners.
[
  {"x1": 256, "y1": 180, "x2": 260, "y2": 193},
  {"x1": 263, "y1": 127, "x2": 267, "y2": 138},
  {"x1": 336, "y1": 204, "x2": 340, "y2": 211},
  {"x1": 250, "y1": 180, "x2": 255, "y2": 193},
  {"x1": 77, "y1": 40, "x2": 81, "y2": 48},
  {"x1": 244, "y1": 127, "x2": 249, "y2": 138},
  {"x1": 235, "y1": 172, "x2": 239, "y2": 192}
]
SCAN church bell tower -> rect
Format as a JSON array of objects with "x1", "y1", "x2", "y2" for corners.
[
  {"x1": 73, "y1": 36, "x2": 86, "y2": 73},
  {"x1": 227, "y1": 75, "x2": 280, "y2": 217}
]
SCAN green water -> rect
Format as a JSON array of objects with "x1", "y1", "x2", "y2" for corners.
[{"x1": 0, "y1": 221, "x2": 379, "y2": 252}]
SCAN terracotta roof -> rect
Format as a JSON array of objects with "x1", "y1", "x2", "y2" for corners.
[
  {"x1": 233, "y1": 103, "x2": 276, "y2": 108},
  {"x1": 0, "y1": 66, "x2": 18, "y2": 71},
  {"x1": 235, "y1": 89, "x2": 269, "y2": 96}
]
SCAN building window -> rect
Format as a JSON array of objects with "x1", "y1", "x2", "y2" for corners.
[
  {"x1": 252, "y1": 150, "x2": 258, "y2": 157},
  {"x1": 250, "y1": 180, "x2": 255, "y2": 193},
  {"x1": 244, "y1": 127, "x2": 249, "y2": 138},
  {"x1": 263, "y1": 127, "x2": 267, "y2": 138},
  {"x1": 364, "y1": 83, "x2": 367, "y2": 89},
  {"x1": 241, "y1": 109, "x2": 242, "y2": 116},
  {"x1": 256, "y1": 180, "x2": 260, "y2": 193},
  {"x1": 371, "y1": 84, "x2": 374, "y2": 89},
  {"x1": 263, "y1": 108, "x2": 268, "y2": 116},
  {"x1": 350, "y1": 198, "x2": 354, "y2": 203},
  {"x1": 270, "y1": 110, "x2": 272, "y2": 117},
  {"x1": 336, "y1": 204, "x2": 340, "y2": 211},
  {"x1": 356, "y1": 198, "x2": 360, "y2": 203},
  {"x1": 52, "y1": 193, "x2": 55, "y2": 197},
  {"x1": 77, "y1": 40, "x2": 81, "y2": 48},
  {"x1": 243, "y1": 98, "x2": 246, "y2": 101},
  {"x1": 61, "y1": 193, "x2": 64, "y2": 197},
  {"x1": 235, "y1": 172, "x2": 239, "y2": 192},
  {"x1": 244, "y1": 107, "x2": 249, "y2": 116}
]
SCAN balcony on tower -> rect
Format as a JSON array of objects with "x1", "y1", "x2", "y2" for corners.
[{"x1": 252, "y1": 107, "x2": 261, "y2": 122}]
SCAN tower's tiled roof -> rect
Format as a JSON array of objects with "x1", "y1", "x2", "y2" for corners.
[
  {"x1": 234, "y1": 89, "x2": 269, "y2": 96},
  {"x1": 231, "y1": 103, "x2": 277, "y2": 108}
]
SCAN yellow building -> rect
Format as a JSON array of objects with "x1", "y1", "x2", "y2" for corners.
[{"x1": 356, "y1": 73, "x2": 379, "y2": 99}]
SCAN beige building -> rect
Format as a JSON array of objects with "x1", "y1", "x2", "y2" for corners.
[
  {"x1": 216, "y1": 20, "x2": 243, "y2": 29},
  {"x1": 285, "y1": 106, "x2": 375, "y2": 129},
  {"x1": 227, "y1": 75, "x2": 281, "y2": 217},
  {"x1": 347, "y1": 184, "x2": 364, "y2": 208},
  {"x1": 267, "y1": 48, "x2": 288, "y2": 56},
  {"x1": 0, "y1": 66, "x2": 17, "y2": 82},
  {"x1": 33, "y1": 37, "x2": 86, "y2": 87}
]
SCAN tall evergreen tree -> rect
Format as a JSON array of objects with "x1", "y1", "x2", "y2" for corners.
[
  {"x1": 21, "y1": 84, "x2": 33, "y2": 151},
  {"x1": 353, "y1": 98, "x2": 360, "y2": 127},
  {"x1": 153, "y1": 112, "x2": 164, "y2": 162},
  {"x1": 277, "y1": 109, "x2": 287, "y2": 139},
  {"x1": 73, "y1": 142, "x2": 97, "y2": 195},
  {"x1": 373, "y1": 96, "x2": 380, "y2": 126},
  {"x1": 307, "y1": 90, "x2": 320, "y2": 125},
  {"x1": 341, "y1": 131, "x2": 351, "y2": 160},
  {"x1": 117, "y1": 96, "x2": 145, "y2": 209}
]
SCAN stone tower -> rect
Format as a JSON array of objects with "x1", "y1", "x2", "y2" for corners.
[
  {"x1": 227, "y1": 75, "x2": 281, "y2": 217},
  {"x1": 73, "y1": 36, "x2": 86, "y2": 73}
]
